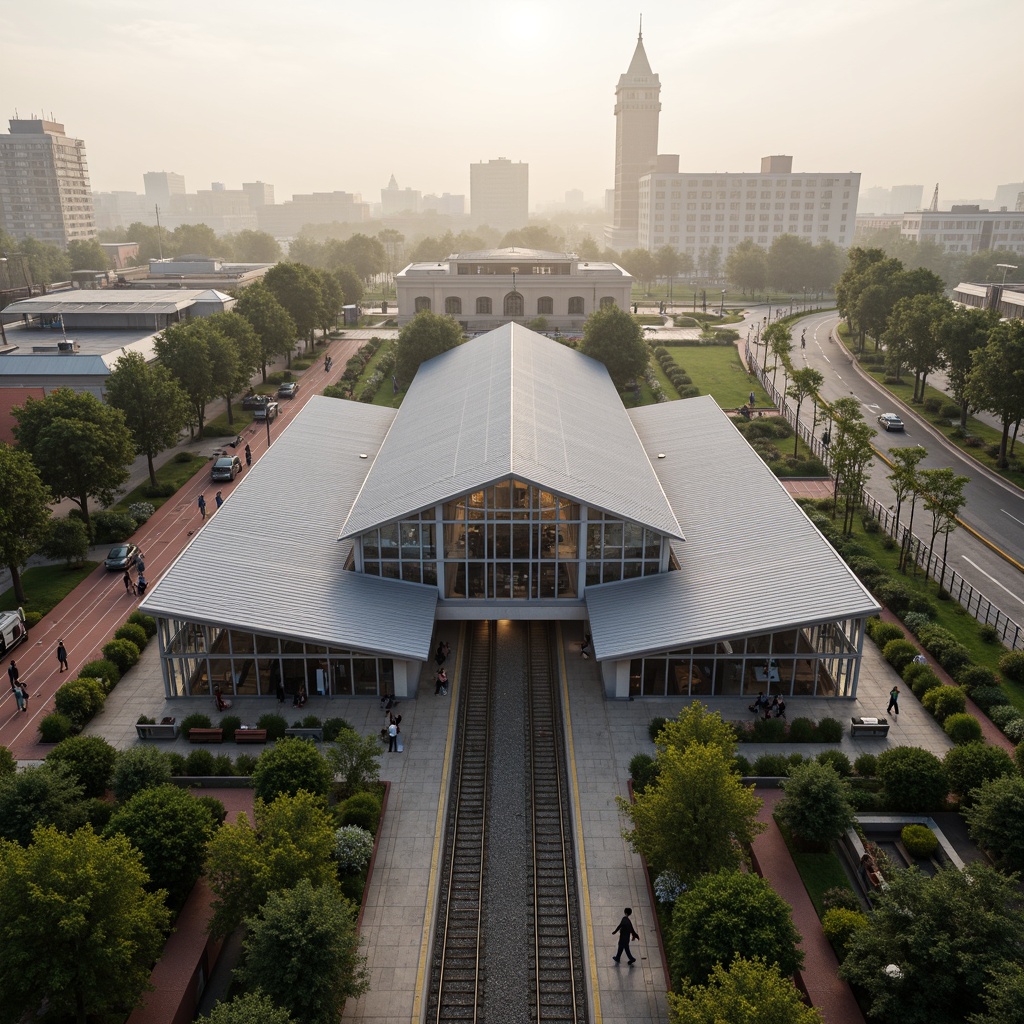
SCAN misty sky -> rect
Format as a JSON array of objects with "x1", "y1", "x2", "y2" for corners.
[{"x1": 4, "y1": 0, "x2": 1019, "y2": 208}]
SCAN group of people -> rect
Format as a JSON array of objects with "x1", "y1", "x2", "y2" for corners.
[
  {"x1": 749, "y1": 692, "x2": 786, "y2": 719},
  {"x1": 7, "y1": 659, "x2": 29, "y2": 713},
  {"x1": 384, "y1": 709, "x2": 402, "y2": 752},
  {"x1": 122, "y1": 553, "x2": 147, "y2": 598},
  {"x1": 434, "y1": 640, "x2": 450, "y2": 695},
  {"x1": 323, "y1": 355, "x2": 334, "y2": 373}
]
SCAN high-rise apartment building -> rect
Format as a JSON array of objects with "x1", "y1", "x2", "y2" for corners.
[
  {"x1": 0, "y1": 117, "x2": 96, "y2": 246},
  {"x1": 470, "y1": 158, "x2": 528, "y2": 230},
  {"x1": 143, "y1": 171, "x2": 186, "y2": 203},
  {"x1": 605, "y1": 29, "x2": 661, "y2": 250}
]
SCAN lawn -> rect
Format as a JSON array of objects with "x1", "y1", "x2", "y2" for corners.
[
  {"x1": 0, "y1": 562, "x2": 99, "y2": 619},
  {"x1": 661, "y1": 344, "x2": 769, "y2": 410},
  {"x1": 114, "y1": 453, "x2": 210, "y2": 513},
  {"x1": 774, "y1": 817, "x2": 856, "y2": 918}
]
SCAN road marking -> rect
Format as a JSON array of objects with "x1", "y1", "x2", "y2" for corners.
[
  {"x1": 962, "y1": 557, "x2": 1024, "y2": 607},
  {"x1": 1001, "y1": 509, "x2": 1024, "y2": 529}
]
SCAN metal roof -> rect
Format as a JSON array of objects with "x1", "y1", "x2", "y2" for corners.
[
  {"x1": 339, "y1": 323, "x2": 682, "y2": 540},
  {"x1": 142, "y1": 397, "x2": 439, "y2": 660},
  {"x1": 0, "y1": 355, "x2": 111, "y2": 376},
  {"x1": 584, "y1": 397, "x2": 880, "y2": 660},
  {"x1": 1, "y1": 289, "x2": 231, "y2": 319}
]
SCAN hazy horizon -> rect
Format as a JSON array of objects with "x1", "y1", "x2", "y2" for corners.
[{"x1": 4, "y1": 0, "x2": 1019, "y2": 210}]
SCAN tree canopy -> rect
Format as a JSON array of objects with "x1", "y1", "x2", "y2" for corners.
[
  {"x1": 963, "y1": 774, "x2": 1024, "y2": 873},
  {"x1": 234, "y1": 280, "x2": 298, "y2": 381},
  {"x1": 252, "y1": 737, "x2": 335, "y2": 803},
  {"x1": 264, "y1": 261, "x2": 323, "y2": 344},
  {"x1": 776, "y1": 759, "x2": 855, "y2": 846},
  {"x1": 394, "y1": 309, "x2": 464, "y2": 386},
  {"x1": 0, "y1": 762, "x2": 88, "y2": 845},
  {"x1": 0, "y1": 442, "x2": 52, "y2": 603},
  {"x1": 580, "y1": 304, "x2": 649, "y2": 388},
  {"x1": 966, "y1": 318, "x2": 1024, "y2": 467},
  {"x1": 196, "y1": 993, "x2": 297, "y2": 1024}
]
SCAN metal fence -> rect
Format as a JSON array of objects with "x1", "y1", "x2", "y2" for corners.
[{"x1": 743, "y1": 342, "x2": 1023, "y2": 651}]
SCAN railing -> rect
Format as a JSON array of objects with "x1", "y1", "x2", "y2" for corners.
[{"x1": 744, "y1": 342, "x2": 1023, "y2": 651}]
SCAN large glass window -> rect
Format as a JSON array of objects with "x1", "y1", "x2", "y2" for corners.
[{"x1": 360, "y1": 512, "x2": 437, "y2": 586}]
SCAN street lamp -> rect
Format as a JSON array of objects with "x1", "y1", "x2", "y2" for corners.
[
  {"x1": 720, "y1": 289, "x2": 726, "y2": 317},
  {"x1": 996, "y1": 263, "x2": 1018, "y2": 286}
]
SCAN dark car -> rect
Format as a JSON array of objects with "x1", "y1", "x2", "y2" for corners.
[
  {"x1": 877, "y1": 413, "x2": 905, "y2": 432},
  {"x1": 277, "y1": 382, "x2": 300, "y2": 399},
  {"x1": 253, "y1": 401, "x2": 279, "y2": 422},
  {"x1": 241, "y1": 393, "x2": 272, "y2": 411},
  {"x1": 105, "y1": 543, "x2": 141, "y2": 572},
  {"x1": 211, "y1": 455, "x2": 242, "y2": 481}
]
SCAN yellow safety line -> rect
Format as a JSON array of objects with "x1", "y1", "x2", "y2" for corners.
[
  {"x1": 556, "y1": 621, "x2": 603, "y2": 1024},
  {"x1": 411, "y1": 621, "x2": 465, "y2": 1023}
]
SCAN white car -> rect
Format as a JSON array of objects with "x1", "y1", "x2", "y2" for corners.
[
  {"x1": 877, "y1": 413, "x2": 905, "y2": 432},
  {"x1": 0, "y1": 607, "x2": 28, "y2": 657}
]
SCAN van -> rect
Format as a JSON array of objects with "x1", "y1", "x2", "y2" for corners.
[{"x1": 0, "y1": 607, "x2": 28, "y2": 657}]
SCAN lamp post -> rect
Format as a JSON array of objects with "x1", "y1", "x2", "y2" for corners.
[
  {"x1": 720, "y1": 289, "x2": 726, "y2": 317},
  {"x1": 997, "y1": 263, "x2": 1018, "y2": 286},
  {"x1": 265, "y1": 408, "x2": 272, "y2": 448}
]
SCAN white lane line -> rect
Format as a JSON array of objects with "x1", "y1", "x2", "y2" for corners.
[
  {"x1": 962, "y1": 556, "x2": 1024, "y2": 607},
  {"x1": 1001, "y1": 509, "x2": 1024, "y2": 529}
]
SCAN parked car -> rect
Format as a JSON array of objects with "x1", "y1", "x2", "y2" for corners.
[
  {"x1": 277, "y1": 381, "x2": 300, "y2": 399},
  {"x1": 253, "y1": 401, "x2": 279, "y2": 422},
  {"x1": 211, "y1": 455, "x2": 242, "y2": 481},
  {"x1": 877, "y1": 412, "x2": 905, "y2": 432},
  {"x1": 105, "y1": 543, "x2": 141, "y2": 571},
  {"x1": 241, "y1": 392, "x2": 272, "y2": 411},
  {"x1": 0, "y1": 607, "x2": 28, "y2": 656}
]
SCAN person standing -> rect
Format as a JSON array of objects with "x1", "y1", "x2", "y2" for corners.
[
  {"x1": 887, "y1": 685, "x2": 900, "y2": 717},
  {"x1": 244, "y1": 443, "x2": 252, "y2": 468},
  {"x1": 56, "y1": 640, "x2": 69, "y2": 673},
  {"x1": 8, "y1": 658, "x2": 20, "y2": 692},
  {"x1": 580, "y1": 632, "x2": 592, "y2": 659},
  {"x1": 123, "y1": 570, "x2": 135, "y2": 596},
  {"x1": 215, "y1": 490, "x2": 224, "y2": 509},
  {"x1": 198, "y1": 493, "x2": 207, "y2": 519},
  {"x1": 17, "y1": 681, "x2": 29, "y2": 713},
  {"x1": 435, "y1": 667, "x2": 448, "y2": 696},
  {"x1": 612, "y1": 908, "x2": 639, "y2": 965},
  {"x1": 12, "y1": 680, "x2": 25, "y2": 713},
  {"x1": 387, "y1": 719, "x2": 399, "y2": 753},
  {"x1": 749, "y1": 390, "x2": 756, "y2": 408},
  {"x1": 435, "y1": 641, "x2": 449, "y2": 668}
]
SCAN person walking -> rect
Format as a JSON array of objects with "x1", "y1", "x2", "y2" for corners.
[
  {"x1": 12, "y1": 680, "x2": 25, "y2": 713},
  {"x1": 244, "y1": 443, "x2": 252, "y2": 468},
  {"x1": 17, "y1": 681, "x2": 29, "y2": 713},
  {"x1": 387, "y1": 719, "x2": 399, "y2": 753},
  {"x1": 749, "y1": 390, "x2": 756, "y2": 408},
  {"x1": 435, "y1": 640, "x2": 450, "y2": 668},
  {"x1": 56, "y1": 640, "x2": 69, "y2": 673},
  {"x1": 123, "y1": 569, "x2": 136, "y2": 596},
  {"x1": 612, "y1": 908, "x2": 639, "y2": 965},
  {"x1": 887, "y1": 685, "x2": 900, "y2": 717},
  {"x1": 215, "y1": 490, "x2": 224, "y2": 509},
  {"x1": 580, "y1": 632, "x2": 593, "y2": 659},
  {"x1": 435, "y1": 667, "x2": 448, "y2": 696},
  {"x1": 198, "y1": 493, "x2": 207, "y2": 519},
  {"x1": 8, "y1": 658, "x2": 20, "y2": 692}
]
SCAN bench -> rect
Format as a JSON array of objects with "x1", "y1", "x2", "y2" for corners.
[
  {"x1": 285, "y1": 727, "x2": 323, "y2": 742},
  {"x1": 851, "y1": 716, "x2": 889, "y2": 738},
  {"x1": 136, "y1": 721, "x2": 179, "y2": 740},
  {"x1": 189, "y1": 728, "x2": 224, "y2": 744},
  {"x1": 234, "y1": 728, "x2": 268, "y2": 744}
]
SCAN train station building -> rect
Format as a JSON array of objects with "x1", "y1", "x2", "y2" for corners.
[{"x1": 142, "y1": 323, "x2": 878, "y2": 702}]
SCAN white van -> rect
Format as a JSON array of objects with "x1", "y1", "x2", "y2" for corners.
[{"x1": 0, "y1": 607, "x2": 28, "y2": 657}]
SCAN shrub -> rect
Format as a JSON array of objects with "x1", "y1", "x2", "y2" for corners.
[
  {"x1": 256, "y1": 713, "x2": 288, "y2": 741},
  {"x1": 901, "y1": 823, "x2": 939, "y2": 858},
  {"x1": 943, "y1": 743, "x2": 1015, "y2": 804},
  {"x1": 113, "y1": 622, "x2": 148, "y2": 650},
  {"x1": 128, "y1": 611, "x2": 158, "y2": 637},
  {"x1": 822, "y1": 907, "x2": 869, "y2": 957},
  {"x1": 336, "y1": 790, "x2": 382, "y2": 833},
  {"x1": 1017, "y1": 742, "x2": 1024, "y2": 776},
  {"x1": 751, "y1": 717, "x2": 787, "y2": 742},
  {"x1": 53, "y1": 677, "x2": 106, "y2": 726},
  {"x1": 875, "y1": 580, "x2": 912, "y2": 617},
  {"x1": 91, "y1": 509, "x2": 138, "y2": 544},
  {"x1": 195, "y1": 795, "x2": 228, "y2": 826},
  {"x1": 174, "y1": 450, "x2": 194, "y2": 463},
  {"x1": 127, "y1": 501, "x2": 155, "y2": 524},
  {"x1": 733, "y1": 754, "x2": 751, "y2": 776},
  {"x1": 218, "y1": 715, "x2": 242, "y2": 741},
  {"x1": 322, "y1": 717, "x2": 351, "y2": 742},
  {"x1": 922, "y1": 685, "x2": 967, "y2": 723},
  {"x1": 910, "y1": 670, "x2": 943, "y2": 698},
  {"x1": 876, "y1": 746, "x2": 947, "y2": 811},
  {"x1": 971, "y1": 686, "x2": 1011, "y2": 713},
  {"x1": 102, "y1": 638, "x2": 140, "y2": 675},
  {"x1": 902, "y1": 661, "x2": 932, "y2": 687},
  {"x1": 180, "y1": 713, "x2": 213, "y2": 734},
  {"x1": 945, "y1": 713, "x2": 983, "y2": 745},
  {"x1": 907, "y1": 595, "x2": 938, "y2": 618},
  {"x1": 252, "y1": 737, "x2": 334, "y2": 802},
  {"x1": 38, "y1": 711, "x2": 74, "y2": 743},
  {"x1": 234, "y1": 754, "x2": 258, "y2": 776},
  {"x1": 648, "y1": 716, "x2": 668, "y2": 743},
  {"x1": 940, "y1": 402, "x2": 962, "y2": 419},
  {"x1": 868, "y1": 620, "x2": 905, "y2": 648},
  {"x1": 334, "y1": 824, "x2": 374, "y2": 872},
  {"x1": 166, "y1": 752, "x2": 187, "y2": 776},
  {"x1": 816, "y1": 750, "x2": 852, "y2": 777},
  {"x1": 1003, "y1": 718, "x2": 1024, "y2": 743},
  {"x1": 882, "y1": 638, "x2": 920, "y2": 673},
  {"x1": 142, "y1": 482, "x2": 175, "y2": 498},
  {"x1": 978, "y1": 623, "x2": 1000, "y2": 644},
  {"x1": 301, "y1": 715, "x2": 322, "y2": 729},
  {"x1": 987, "y1": 705, "x2": 1020, "y2": 728},
  {"x1": 752, "y1": 753, "x2": 790, "y2": 777},
  {"x1": 212, "y1": 754, "x2": 236, "y2": 777},
  {"x1": 923, "y1": 396, "x2": 943, "y2": 413},
  {"x1": 629, "y1": 752, "x2": 660, "y2": 793},
  {"x1": 902, "y1": 612, "x2": 931, "y2": 636},
  {"x1": 956, "y1": 665, "x2": 997, "y2": 693},
  {"x1": 787, "y1": 717, "x2": 816, "y2": 743},
  {"x1": 822, "y1": 887, "x2": 861, "y2": 913},
  {"x1": 854, "y1": 753, "x2": 877, "y2": 778},
  {"x1": 918, "y1": 625, "x2": 971, "y2": 675},
  {"x1": 816, "y1": 717, "x2": 844, "y2": 743},
  {"x1": 788, "y1": 753, "x2": 806, "y2": 768},
  {"x1": 184, "y1": 749, "x2": 216, "y2": 776},
  {"x1": 111, "y1": 745, "x2": 173, "y2": 802},
  {"x1": 750, "y1": 439, "x2": 781, "y2": 462},
  {"x1": 79, "y1": 659, "x2": 120, "y2": 690},
  {"x1": 998, "y1": 651, "x2": 1024, "y2": 685},
  {"x1": 848, "y1": 787, "x2": 883, "y2": 812},
  {"x1": 46, "y1": 735, "x2": 118, "y2": 798}
]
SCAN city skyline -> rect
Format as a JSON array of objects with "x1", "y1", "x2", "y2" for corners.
[{"x1": 4, "y1": 0, "x2": 1019, "y2": 210}]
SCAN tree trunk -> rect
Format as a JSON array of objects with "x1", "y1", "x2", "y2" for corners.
[
  {"x1": 261, "y1": 360, "x2": 268, "y2": 383},
  {"x1": 959, "y1": 402, "x2": 968, "y2": 429},
  {"x1": 999, "y1": 421, "x2": 1010, "y2": 468},
  {"x1": 7, "y1": 563, "x2": 25, "y2": 604},
  {"x1": 225, "y1": 396, "x2": 234, "y2": 426},
  {"x1": 78, "y1": 493, "x2": 90, "y2": 533},
  {"x1": 147, "y1": 452, "x2": 158, "y2": 488}
]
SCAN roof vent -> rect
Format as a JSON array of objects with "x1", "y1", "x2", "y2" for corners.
[
  {"x1": 657, "y1": 453, "x2": 666, "y2": 459},
  {"x1": 359, "y1": 453, "x2": 368, "y2": 459}
]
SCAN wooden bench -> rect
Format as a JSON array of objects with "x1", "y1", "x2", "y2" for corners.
[
  {"x1": 851, "y1": 716, "x2": 889, "y2": 738},
  {"x1": 234, "y1": 728, "x2": 268, "y2": 744},
  {"x1": 136, "y1": 721, "x2": 179, "y2": 740},
  {"x1": 188, "y1": 728, "x2": 224, "y2": 744},
  {"x1": 285, "y1": 727, "x2": 323, "y2": 742}
]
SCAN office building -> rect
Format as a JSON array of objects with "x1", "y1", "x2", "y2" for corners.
[
  {"x1": 0, "y1": 117, "x2": 96, "y2": 246},
  {"x1": 143, "y1": 171, "x2": 186, "y2": 204},
  {"x1": 256, "y1": 191, "x2": 369, "y2": 236},
  {"x1": 470, "y1": 158, "x2": 528, "y2": 230},
  {"x1": 900, "y1": 207, "x2": 1024, "y2": 254},
  {"x1": 421, "y1": 192, "x2": 466, "y2": 217},
  {"x1": 993, "y1": 182, "x2": 1024, "y2": 212}
]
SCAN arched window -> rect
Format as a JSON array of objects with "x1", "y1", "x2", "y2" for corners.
[
  {"x1": 415, "y1": 296, "x2": 431, "y2": 312},
  {"x1": 537, "y1": 296, "x2": 553, "y2": 315},
  {"x1": 476, "y1": 297, "x2": 492, "y2": 314},
  {"x1": 445, "y1": 297, "x2": 462, "y2": 315},
  {"x1": 504, "y1": 292, "x2": 524, "y2": 317},
  {"x1": 600, "y1": 296, "x2": 616, "y2": 309},
  {"x1": 568, "y1": 296, "x2": 584, "y2": 315}
]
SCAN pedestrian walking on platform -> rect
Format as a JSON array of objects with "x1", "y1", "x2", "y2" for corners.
[
  {"x1": 613, "y1": 908, "x2": 639, "y2": 965},
  {"x1": 887, "y1": 685, "x2": 900, "y2": 717},
  {"x1": 56, "y1": 640, "x2": 69, "y2": 673},
  {"x1": 435, "y1": 667, "x2": 448, "y2": 696}
]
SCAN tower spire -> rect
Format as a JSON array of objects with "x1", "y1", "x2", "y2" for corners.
[{"x1": 639, "y1": 13, "x2": 642, "y2": 38}]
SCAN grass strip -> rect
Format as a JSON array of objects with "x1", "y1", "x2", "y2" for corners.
[
  {"x1": 774, "y1": 816, "x2": 855, "y2": 918},
  {"x1": 0, "y1": 562, "x2": 99, "y2": 619}
]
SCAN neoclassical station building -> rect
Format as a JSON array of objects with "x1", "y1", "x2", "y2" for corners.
[
  {"x1": 395, "y1": 247, "x2": 633, "y2": 332},
  {"x1": 143, "y1": 324, "x2": 878, "y2": 702}
]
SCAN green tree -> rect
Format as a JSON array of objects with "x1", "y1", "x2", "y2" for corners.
[
  {"x1": 762, "y1": 321, "x2": 792, "y2": 390},
  {"x1": 655, "y1": 244, "x2": 684, "y2": 291},
  {"x1": 332, "y1": 265, "x2": 364, "y2": 306},
  {"x1": 394, "y1": 308, "x2": 464, "y2": 386},
  {"x1": 205, "y1": 311, "x2": 261, "y2": 425},
  {"x1": 875, "y1": 745, "x2": 947, "y2": 812},
  {"x1": 105, "y1": 785, "x2": 217, "y2": 906},
  {"x1": 110, "y1": 745, "x2": 172, "y2": 802},
  {"x1": 104, "y1": 350, "x2": 189, "y2": 486},
  {"x1": 918, "y1": 466, "x2": 969, "y2": 569},
  {"x1": 0, "y1": 443, "x2": 52, "y2": 603},
  {"x1": 122, "y1": 221, "x2": 169, "y2": 263},
  {"x1": 668, "y1": 872, "x2": 803, "y2": 987},
  {"x1": 786, "y1": 367, "x2": 824, "y2": 457},
  {"x1": 41, "y1": 515, "x2": 90, "y2": 568},
  {"x1": 808, "y1": 239, "x2": 845, "y2": 294},
  {"x1": 327, "y1": 727, "x2": 383, "y2": 797},
  {"x1": 776, "y1": 759, "x2": 855, "y2": 846},
  {"x1": 222, "y1": 229, "x2": 282, "y2": 262},
  {"x1": 0, "y1": 762, "x2": 87, "y2": 845},
  {"x1": 885, "y1": 293, "x2": 952, "y2": 401},
  {"x1": 252, "y1": 737, "x2": 335, "y2": 803},
  {"x1": 196, "y1": 993, "x2": 297, "y2": 1024},
  {"x1": 963, "y1": 775, "x2": 1024, "y2": 873},
  {"x1": 937, "y1": 305, "x2": 994, "y2": 428},
  {"x1": 840, "y1": 863, "x2": 1024, "y2": 1024},
  {"x1": 45, "y1": 735, "x2": 117, "y2": 799},
  {"x1": 234, "y1": 280, "x2": 297, "y2": 382},
  {"x1": 619, "y1": 248, "x2": 657, "y2": 291},
  {"x1": 942, "y1": 743, "x2": 1015, "y2": 807},
  {"x1": 205, "y1": 791, "x2": 338, "y2": 938},
  {"x1": 67, "y1": 238, "x2": 111, "y2": 271},
  {"x1": 237, "y1": 878, "x2": 368, "y2": 1023},
  {"x1": 619, "y1": 742, "x2": 764, "y2": 884},
  {"x1": 339, "y1": 233, "x2": 387, "y2": 283},
  {"x1": 580, "y1": 305, "x2": 649, "y2": 388},
  {"x1": 827, "y1": 397, "x2": 875, "y2": 533},
  {"x1": 313, "y1": 268, "x2": 344, "y2": 336},
  {"x1": 887, "y1": 446, "x2": 927, "y2": 573},
  {"x1": 264, "y1": 261, "x2": 323, "y2": 347},
  {"x1": 968, "y1": 961, "x2": 1024, "y2": 1024},
  {"x1": 12, "y1": 388, "x2": 134, "y2": 531},
  {"x1": 171, "y1": 222, "x2": 220, "y2": 258},
  {"x1": 657, "y1": 700, "x2": 738, "y2": 759},
  {"x1": 766, "y1": 234, "x2": 816, "y2": 292},
  {"x1": 966, "y1": 319, "x2": 1024, "y2": 467},
  {"x1": 724, "y1": 239, "x2": 767, "y2": 295},
  {"x1": 0, "y1": 825, "x2": 170, "y2": 1024},
  {"x1": 17, "y1": 236, "x2": 72, "y2": 285},
  {"x1": 155, "y1": 320, "x2": 216, "y2": 438},
  {"x1": 668, "y1": 957, "x2": 823, "y2": 1024}
]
